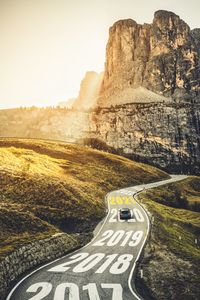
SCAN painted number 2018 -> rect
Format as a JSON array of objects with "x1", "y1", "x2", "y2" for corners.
[{"x1": 48, "y1": 252, "x2": 133, "y2": 274}]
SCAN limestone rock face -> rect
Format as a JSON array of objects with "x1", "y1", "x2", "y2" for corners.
[
  {"x1": 99, "y1": 10, "x2": 200, "y2": 106},
  {"x1": 73, "y1": 71, "x2": 103, "y2": 109},
  {"x1": 191, "y1": 28, "x2": 200, "y2": 59},
  {"x1": 88, "y1": 102, "x2": 200, "y2": 174}
]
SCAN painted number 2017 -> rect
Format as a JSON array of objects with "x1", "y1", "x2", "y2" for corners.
[{"x1": 27, "y1": 282, "x2": 123, "y2": 300}]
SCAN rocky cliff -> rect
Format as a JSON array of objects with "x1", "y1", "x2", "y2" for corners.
[
  {"x1": 191, "y1": 28, "x2": 200, "y2": 59},
  {"x1": 98, "y1": 10, "x2": 200, "y2": 106},
  {"x1": 83, "y1": 10, "x2": 200, "y2": 174},
  {"x1": 87, "y1": 102, "x2": 200, "y2": 174}
]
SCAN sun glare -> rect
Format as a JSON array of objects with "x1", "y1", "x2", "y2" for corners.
[{"x1": 0, "y1": 0, "x2": 199, "y2": 108}]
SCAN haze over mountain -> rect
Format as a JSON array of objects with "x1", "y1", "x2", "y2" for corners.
[
  {"x1": 58, "y1": 98, "x2": 76, "y2": 109},
  {"x1": 59, "y1": 71, "x2": 104, "y2": 110}
]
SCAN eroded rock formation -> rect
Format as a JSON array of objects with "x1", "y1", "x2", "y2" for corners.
[{"x1": 98, "y1": 10, "x2": 200, "y2": 106}]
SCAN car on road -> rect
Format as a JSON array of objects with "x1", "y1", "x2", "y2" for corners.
[{"x1": 119, "y1": 208, "x2": 132, "y2": 220}]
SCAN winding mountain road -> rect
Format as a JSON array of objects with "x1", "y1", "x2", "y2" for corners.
[{"x1": 7, "y1": 175, "x2": 187, "y2": 300}]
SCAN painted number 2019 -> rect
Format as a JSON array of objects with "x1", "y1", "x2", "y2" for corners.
[{"x1": 93, "y1": 230, "x2": 143, "y2": 247}]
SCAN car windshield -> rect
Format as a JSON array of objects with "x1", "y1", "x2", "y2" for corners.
[{"x1": 121, "y1": 208, "x2": 130, "y2": 213}]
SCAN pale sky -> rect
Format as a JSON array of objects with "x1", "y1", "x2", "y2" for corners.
[{"x1": 0, "y1": 0, "x2": 200, "y2": 109}]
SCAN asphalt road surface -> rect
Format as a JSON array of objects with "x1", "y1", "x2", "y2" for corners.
[{"x1": 7, "y1": 175, "x2": 187, "y2": 300}]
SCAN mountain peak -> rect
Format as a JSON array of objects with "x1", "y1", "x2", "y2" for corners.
[
  {"x1": 98, "y1": 10, "x2": 200, "y2": 107},
  {"x1": 154, "y1": 10, "x2": 179, "y2": 20},
  {"x1": 111, "y1": 18, "x2": 137, "y2": 28}
]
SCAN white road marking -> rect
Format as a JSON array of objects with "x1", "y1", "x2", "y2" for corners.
[
  {"x1": 127, "y1": 194, "x2": 150, "y2": 300},
  {"x1": 25, "y1": 282, "x2": 124, "y2": 300}
]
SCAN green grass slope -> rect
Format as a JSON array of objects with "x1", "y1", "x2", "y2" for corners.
[
  {"x1": 142, "y1": 176, "x2": 200, "y2": 211},
  {"x1": 0, "y1": 138, "x2": 168, "y2": 260},
  {"x1": 137, "y1": 179, "x2": 200, "y2": 300}
]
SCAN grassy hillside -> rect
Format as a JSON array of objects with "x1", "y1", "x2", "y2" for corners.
[
  {"x1": 0, "y1": 138, "x2": 168, "y2": 260},
  {"x1": 142, "y1": 176, "x2": 200, "y2": 211},
  {"x1": 137, "y1": 179, "x2": 200, "y2": 300}
]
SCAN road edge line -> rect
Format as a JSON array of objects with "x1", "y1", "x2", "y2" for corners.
[
  {"x1": 128, "y1": 175, "x2": 188, "y2": 300},
  {"x1": 127, "y1": 191, "x2": 150, "y2": 300}
]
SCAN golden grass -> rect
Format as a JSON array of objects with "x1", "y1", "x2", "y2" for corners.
[{"x1": 0, "y1": 138, "x2": 168, "y2": 259}]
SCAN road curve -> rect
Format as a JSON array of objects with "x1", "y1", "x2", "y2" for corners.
[{"x1": 6, "y1": 175, "x2": 187, "y2": 300}]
